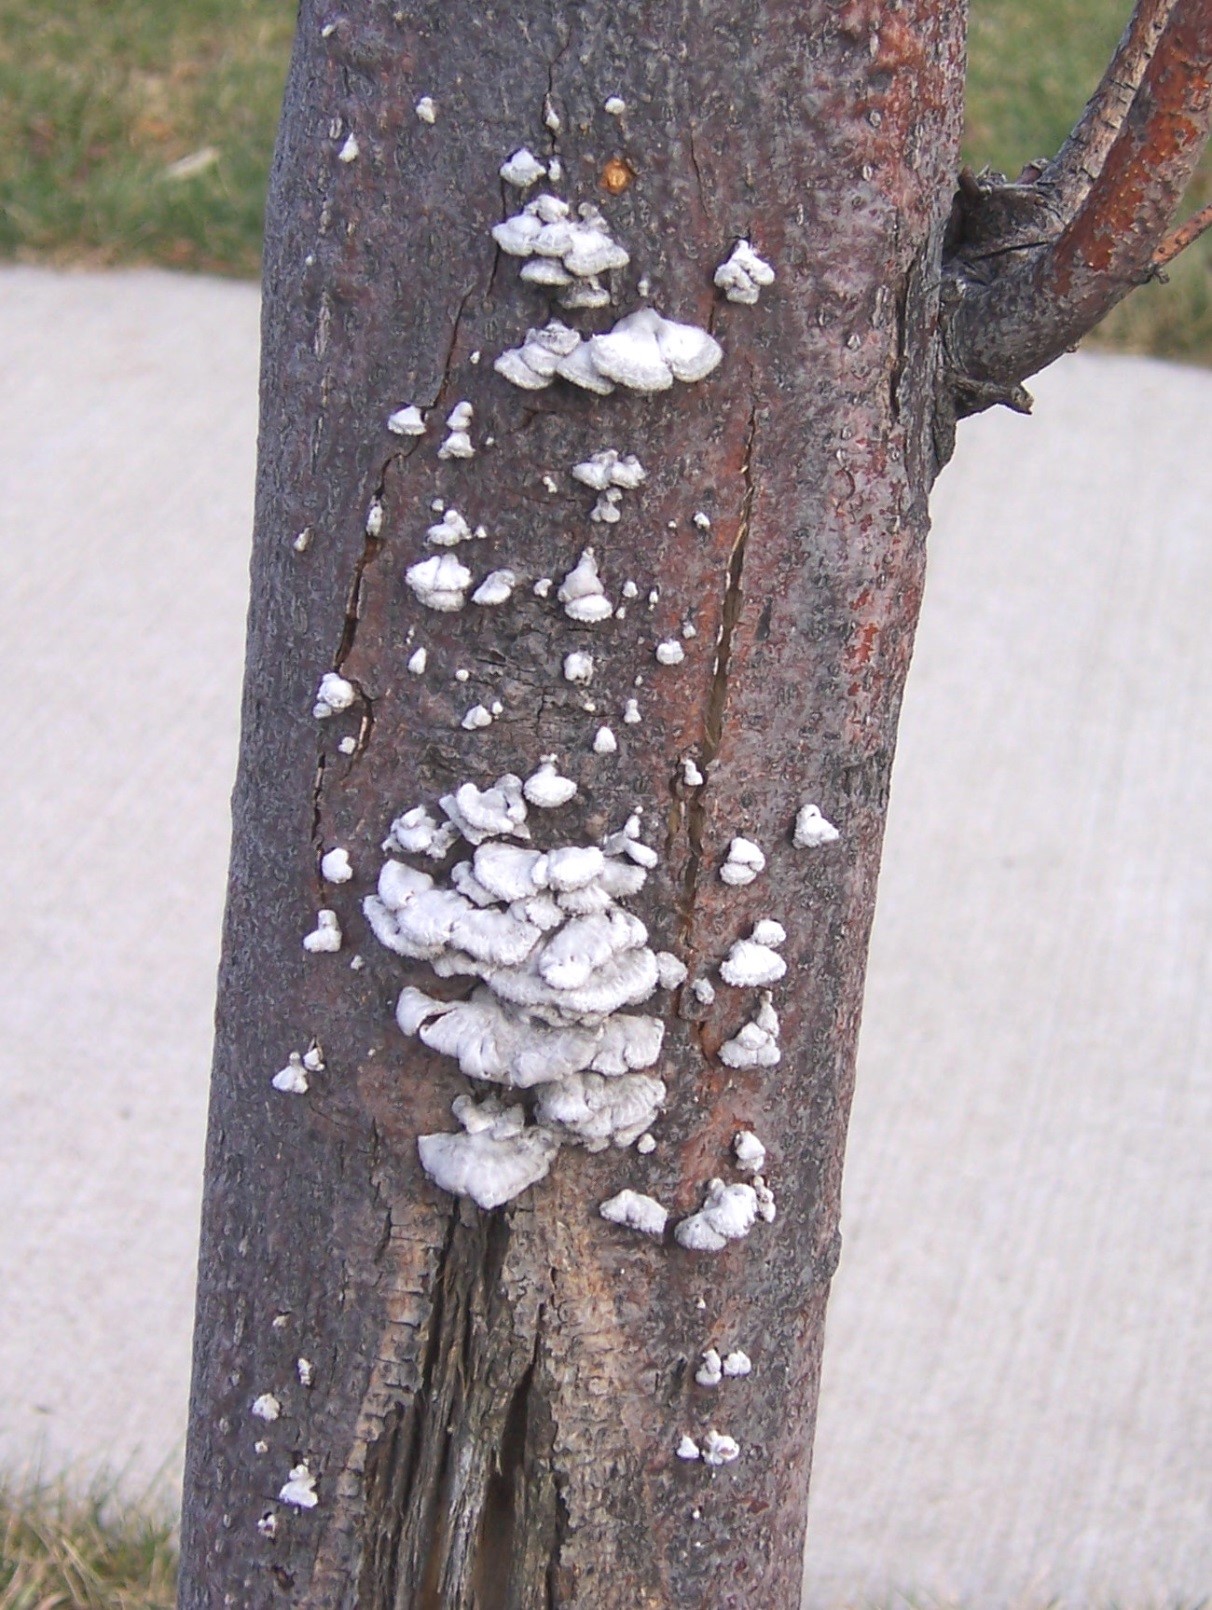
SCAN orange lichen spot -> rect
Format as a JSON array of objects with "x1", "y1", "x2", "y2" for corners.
[{"x1": 601, "y1": 157, "x2": 634, "y2": 195}]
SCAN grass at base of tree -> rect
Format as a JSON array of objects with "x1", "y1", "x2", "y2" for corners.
[
  {"x1": 0, "y1": 0, "x2": 293, "y2": 278},
  {"x1": 0, "y1": 1481, "x2": 176, "y2": 1610},
  {"x1": 0, "y1": 2, "x2": 1210, "y2": 340},
  {"x1": 0, "y1": 1480, "x2": 1204, "y2": 1610}
]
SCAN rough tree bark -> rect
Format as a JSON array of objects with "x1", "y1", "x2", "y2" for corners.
[{"x1": 179, "y1": 2, "x2": 1212, "y2": 1605}]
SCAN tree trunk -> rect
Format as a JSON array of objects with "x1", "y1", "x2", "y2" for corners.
[{"x1": 178, "y1": 2, "x2": 1209, "y2": 1605}]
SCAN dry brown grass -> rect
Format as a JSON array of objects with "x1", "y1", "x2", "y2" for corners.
[{"x1": 0, "y1": 1482, "x2": 176, "y2": 1610}]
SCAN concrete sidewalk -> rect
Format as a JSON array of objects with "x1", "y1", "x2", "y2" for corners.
[{"x1": 0, "y1": 268, "x2": 1208, "y2": 1605}]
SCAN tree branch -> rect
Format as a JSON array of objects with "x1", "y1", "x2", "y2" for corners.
[
  {"x1": 1045, "y1": 0, "x2": 1181, "y2": 213},
  {"x1": 1153, "y1": 193, "x2": 1212, "y2": 261},
  {"x1": 940, "y1": 0, "x2": 1212, "y2": 429}
]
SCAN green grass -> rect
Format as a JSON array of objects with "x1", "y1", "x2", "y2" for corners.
[
  {"x1": 0, "y1": 1482, "x2": 175, "y2": 1610},
  {"x1": 0, "y1": 0, "x2": 294, "y2": 276},
  {"x1": 0, "y1": 0, "x2": 1210, "y2": 357}
]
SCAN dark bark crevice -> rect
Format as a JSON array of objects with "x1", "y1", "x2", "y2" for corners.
[{"x1": 676, "y1": 401, "x2": 758, "y2": 956}]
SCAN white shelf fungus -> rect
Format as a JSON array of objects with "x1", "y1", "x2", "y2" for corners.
[
  {"x1": 719, "y1": 996, "x2": 780, "y2": 1069},
  {"x1": 536, "y1": 1071, "x2": 665, "y2": 1151},
  {"x1": 714, "y1": 239, "x2": 776, "y2": 305},
  {"x1": 407, "y1": 646, "x2": 428, "y2": 675},
  {"x1": 320, "y1": 847, "x2": 352, "y2": 884},
  {"x1": 462, "y1": 704, "x2": 493, "y2": 731},
  {"x1": 677, "y1": 1435, "x2": 701, "y2": 1461},
  {"x1": 369, "y1": 784, "x2": 672, "y2": 1208},
  {"x1": 251, "y1": 1393, "x2": 281, "y2": 1422},
  {"x1": 495, "y1": 309, "x2": 721, "y2": 395},
  {"x1": 279, "y1": 1463, "x2": 319, "y2": 1509},
  {"x1": 754, "y1": 1176, "x2": 777, "y2": 1223},
  {"x1": 675, "y1": 1179, "x2": 760, "y2": 1252},
  {"x1": 313, "y1": 671, "x2": 356, "y2": 719},
  {"x1": 523, "y1": 759, "x2": 578, "y2": 808},
  {"x1": 272, "y1": 1053, "x2": 310, "y2": 1094},
  {"x1": 563, "y1": 651, "x2": 594, "y2": 685},
  {"x1": 720, "y1": 924, "x2": 787, "y2": 988},
  {"x1": 415, "y1": 96, "x2": 436, "y2": 123},
  {"x1": 721, "y1": 836, "x2": 766, "y2": 887},
  {"x1": 426, "y1": 507, "x2": 473, "y2": 546},
  {"x1": 500, "y1": 147, "x2": 547, "y2": 188},
  {"x1": 591, "y1": 487, "x2": 622, "y2": 523},
  {"x1": 656, "y1": 640, "x2": 686, "y2": 666},
  {"x1": 623, "y1": 698, "x2": 642, "y2": 725},
  {"x1": 406, "y1": 553, "x2": 472, "y2": 611},
  {"x1": 365, "y1": 499, "x2": 384, "y2": 537},
  {"x1": 793, "y1": 802, "x2": 840, "y2": 848},
  {"x1": 604, "y1": 95, "x2": 626, "y2": 115},
  {"x1": 387, "y1": 403, "x2": 425, "y2": 436},
  {"x1": 438, "y1": 400, "x2": 475, "y2": 460},
  {"x1": 471, "y1": 569, "x2": 517, "y2": 607},
  {"x1": 702, "y1": 1430, "x2": 741, "y2": 1466},
  {"x1": 655, "y1": 951, "x2": 688, "y2": 989},
  {"x1": 257, "y1": 1513, "x2": 277, "y2": 1538},
  {"x1": 338, "y1": 132, "x2": 359, "y2": 163},
  {"x1": 733, "y1": 1130, "x2": 767, "y2": 1174},
  {"x1": 494, "y1": 319, "x2": 583, "y2": 389},
  {"x1": 557, "y1": 275, "x2": 609, "y2": 310},
  {"x1": 558, "y1": 548, "x2": 613, "y2": 623},
  {"x1": 696, "y1": 1349, "x2": 723, "y2": 1387},
  {"x1": 723, "y1": 1349, "x2": 752, "y2": 1377},
  {"x1": 572, "y1": 449, "x2": 646, "y2": 492},
  {"x1": 593, "y1": 725, "x2": 618, "y2": 755},
  {"x1": 600, "y1": 1189, "x2": 668, "y2": 1238},
  {"x1": 691, "y1": 977, "x2": 715, "y2": 1005},
  {"x1": 591, "y1": 308, "x2": 723, "y2": 389},
  {"x1": 302, "y1": 910, "x2": 342, "y2": 954},
  {"x1": 682, "y1": 757, "x2": 705, "y2": 787},
  {"x1": 441, "y1": 777, "x2": 530, "y2": 844},
  {"x1": 383, "y1": 805, "x2": 460, "y2": 859},
  {"x1": 297, "y1": 1357, "x2": 315, "y2": 1386},
  {"x1": 418, "y1": 1102, "x2": 559, "y2": 1209},
  {"x1": 636, "y1": 1131, "x2": 656, "y2": 1154},
  {"x1": 493, "y1": 195, "x2": 629, "y2": 284}
]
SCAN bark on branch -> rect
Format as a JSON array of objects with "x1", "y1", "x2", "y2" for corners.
[
  {"x1": 1046, "y1": 0, "x2": 1182, "y2": 214},
  {"x1": 939, "y1": 0, "x2": 1212, "y2": 452}
]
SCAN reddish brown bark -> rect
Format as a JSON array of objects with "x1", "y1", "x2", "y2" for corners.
[{"x1": 178, "y1": 2, "x2": 1210, "y2": 1606}]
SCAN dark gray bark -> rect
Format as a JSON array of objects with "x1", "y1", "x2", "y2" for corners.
[{"x1": 178, "y1": 2, "x2": 1210, "y2": 1606}]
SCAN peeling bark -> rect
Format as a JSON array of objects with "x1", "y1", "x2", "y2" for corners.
[{"x1": 178, "y1": 2, "x2": 1207, "y2": 1605}]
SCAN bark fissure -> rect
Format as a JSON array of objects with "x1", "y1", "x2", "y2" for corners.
[
  {"x1": 472, "y1": 1324, "x2": 542, "y2": 1609},
  {"x1": 677, "y1": 402, "x2": 758, "y2": 952},
  {"x1": 310, "y1": 754, "x2": 327, "y2": 859}
]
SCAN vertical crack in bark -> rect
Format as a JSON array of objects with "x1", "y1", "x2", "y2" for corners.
[
  {"x1": 888, "y1": 265, "x2": 913, "y2": 426},
  {"x1": 686, "y1": 123, "x2": 715, "y2": 229},
  {"x1": 677, "y1": 403, "x2": 758, "y2": 948},
  {"x1": 435, "y1": 287, "x2": 477, "y2": 409},
  {"x1": 310, "y1": 754, "x2": 327, "y2": 858},
  {"x1": 334, "y1": 518, "x2": 383, "y2": 671},
  {"x1": 472, "y1": 1320, "x2": 542, "y2": 1610}
]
